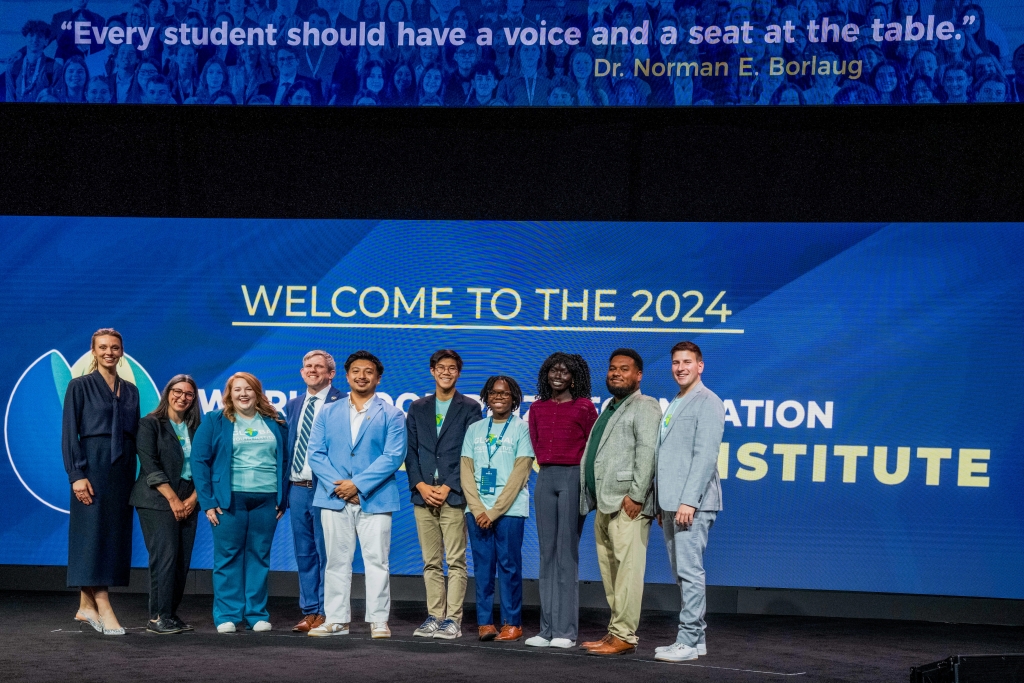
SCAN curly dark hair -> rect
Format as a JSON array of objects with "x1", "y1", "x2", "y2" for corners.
[
  {"x1": 536, "y1": 352, "x2": 592, "y2": 401},
  {"x1": 480, "y1": 375, "x2": 523, "y2": 413}
]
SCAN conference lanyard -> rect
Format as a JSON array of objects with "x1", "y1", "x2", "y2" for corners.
[
  {"x1": 485, "y1": 416, "x2": 512, "y2": 467},
  {"x1": 481, "y1": 416, "x2": 512, "y2": 496}
]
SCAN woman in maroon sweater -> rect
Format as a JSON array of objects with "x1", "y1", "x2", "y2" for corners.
[{"x1": 525, "y1": 352, "x2": 598, "y2": 649}]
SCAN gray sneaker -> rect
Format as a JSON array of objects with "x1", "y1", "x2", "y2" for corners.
[
  {"x1": 433, "y1": 618, "x2": 462, "y2": 639},
  {"x1": 414, "y1": 616, "x2": 441, "y2": 637}
]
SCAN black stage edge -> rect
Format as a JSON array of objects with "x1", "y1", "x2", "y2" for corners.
[
  {"x1": 911, "y1": 654, "x2": 1024, "y2": 683},
  {"x1": 3, "y1": 565, "x2": 1023, "y2": 627},
  {"x1": 1, "y1": 590, "x2": 1022, "y2": 683},
  {"x1": 0, "y1": 104, "x2": 1022, "y2": 222}
]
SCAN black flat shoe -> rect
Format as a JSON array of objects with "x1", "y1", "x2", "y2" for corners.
[
  {"x1": 170, "y1": 616, "x2": 194, "y2": 632},
  {"x1": 147, "y1": 617, "x2": 184, "y2": 635}
]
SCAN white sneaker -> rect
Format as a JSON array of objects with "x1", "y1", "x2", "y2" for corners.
[
  {"x1": 308, "y1": 622, "x2": 350, "y2": 637},
  {"x1": 371, "y1": 622, "x2": 391, "y2": 639},
  {"x1": 549, "y1": 638, "x2": 576, "y2": 648},
  {"x1": 655, "y1": 643, "x2": 700, "y2": 662},
  {"x1": 655, "y1": 642, "x2": 706, "y2": 655},
  {"x1": 525, "y1": 635, "x2": 551, "y2": 647},
  {"x1": 216, "y1": 622, "x2": 236, "y2": 634},
  {"x1": 252, "y1": 621, "x2": 272, "y2": 632},
  {"x1": 413, "y1": 616, "x2": 441, "y2": 637}
]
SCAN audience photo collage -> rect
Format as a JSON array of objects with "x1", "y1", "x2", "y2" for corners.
[{"x1": 3, "y1": 0, "x2": 1022, "y2": 105}]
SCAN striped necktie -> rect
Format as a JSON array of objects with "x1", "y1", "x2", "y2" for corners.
[{"x1": 292, "y1": 396, "x2": 319, "y2": 476}]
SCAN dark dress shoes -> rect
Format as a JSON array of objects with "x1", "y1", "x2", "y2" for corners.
[
  {"x1": 147, "y1": 617, "x2": 185, "y2": 635},
  {"x1": 170, "y1": 616, "x2": 194, "y2": 632}
]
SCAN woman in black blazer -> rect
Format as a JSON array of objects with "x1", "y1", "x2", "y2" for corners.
[{"x1": 129, "y1": 374, "x2": 202, "y2": 634}]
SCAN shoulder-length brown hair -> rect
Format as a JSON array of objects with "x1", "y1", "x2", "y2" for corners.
[
  {"x1": 222, "y1": 372, "x2": 285, "y2": 425},
  {"x1": 148, "y1": 374, "x2": 202, "y2": 430}
]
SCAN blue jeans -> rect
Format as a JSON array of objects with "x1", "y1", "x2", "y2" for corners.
[
  {"x1": 467, "y1": 514, "x2": 525, "y2": 627},
  {"x1": 289, "y1": 485, "x2": 326, "y2": 616},
  {"x1": 211, "y1": 491, "x2": 278, "y2": 627}
]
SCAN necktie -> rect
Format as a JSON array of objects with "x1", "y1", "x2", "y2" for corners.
[
  {"x1": 275, "y1": 80, "x2": 289, "y2": 104},
  {"x1": 292, "y1": 396, "x2": 318, "y2": 476}
]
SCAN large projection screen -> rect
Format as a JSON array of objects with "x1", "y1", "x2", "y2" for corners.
[{"x1": 1, "y1": 218, "x2": 1020, "y2": 599}]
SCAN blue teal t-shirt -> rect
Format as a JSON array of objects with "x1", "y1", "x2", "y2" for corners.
[
  {"x1": 460, "y1": 415, "x2": 535, "y2": 517},
  {"x1": 231, "y1": 414, "x2": 278, "y2": 493},
  {"x1": 435, "y1": 397, "x2": 452, "y2": 435},
  {"x1": 170, "y1": 419, "x2": 192, "y2": 481}
]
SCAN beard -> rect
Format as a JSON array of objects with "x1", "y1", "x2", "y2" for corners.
[{"x1": 606, "y1": 378, "x2": 638, "y2": 399}]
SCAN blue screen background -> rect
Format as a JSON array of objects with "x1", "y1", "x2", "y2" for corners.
[{"x1": 1, "y1": 218, "x2": 1021, "y2": 599}]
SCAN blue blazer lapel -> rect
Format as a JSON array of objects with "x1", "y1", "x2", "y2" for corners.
[{"x1": 351, "y1": 396, "x2": 384, "y2": 450}]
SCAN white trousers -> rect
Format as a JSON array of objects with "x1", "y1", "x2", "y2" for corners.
[{"x1": 320, "y1": 505, "x2": 392, "y2": 624}]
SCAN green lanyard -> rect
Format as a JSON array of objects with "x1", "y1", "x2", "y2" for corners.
[{"x1": 485, "y1": 416, "x2": 512, "y2": 467}]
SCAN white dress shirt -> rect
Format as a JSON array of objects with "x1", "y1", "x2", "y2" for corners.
[
  {"x1": 292, "y1": 385, "x2": 332, "y2": 481},
  {"x1": 349, "y1": 393, "x2": 374, "y2": 442}
]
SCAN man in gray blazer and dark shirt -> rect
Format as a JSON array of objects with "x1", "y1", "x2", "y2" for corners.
[
  {"x1": 653, "y1": 341, "x2": 725, "y2": 663},
  {"x1": 579, "y1": 348, "x2": 662, "y2": 656}
]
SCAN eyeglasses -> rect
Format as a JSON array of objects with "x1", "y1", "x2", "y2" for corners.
[
  {"x1": 170, "y1": 388, "x2": 196, "y2": 400},
  {"x1": 434, "y1": 366, "x2": 459, "y2": 375},
  {"x1": 487, "y1": 390, "x2": 512, "y2": 398}
]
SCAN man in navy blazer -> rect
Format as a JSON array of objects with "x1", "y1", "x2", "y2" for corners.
[
  {"x1": 653, "y1": 341, "x2": 725, "y2": 664},
  {"x1": 306, "y1": 351, "x2": 406, "y2": 639},
  {"x1": 405, "y1": 349, "x2": 482, "y2": 639},
  {"x1": 285, "y1": 350, "x2": 343, "y2": 633}
]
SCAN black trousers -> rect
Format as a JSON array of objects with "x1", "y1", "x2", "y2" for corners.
[{"x1": 136, "y1": 479, "x2": 198, "y2": 620}]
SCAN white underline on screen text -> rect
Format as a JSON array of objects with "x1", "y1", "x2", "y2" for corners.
[{"x1": 232, "y1": 322, "x2": 744, "y2": 334}]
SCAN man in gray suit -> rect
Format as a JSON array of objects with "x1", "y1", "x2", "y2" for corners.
[
  {"x1": 653, "y1": 341, "x2": 725, "y2": 663},
  {"x1": 579, "y1": 348, "x2": 662, "y2": 656}
]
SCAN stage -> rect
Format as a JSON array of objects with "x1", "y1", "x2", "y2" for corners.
[{"x1": 1, "y1": 592, "x2": 1020, "y2": 683}]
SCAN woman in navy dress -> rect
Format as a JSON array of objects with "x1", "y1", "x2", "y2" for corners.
[{"x1": 61, "y1": 328, "x2": 140, "y2": 635}]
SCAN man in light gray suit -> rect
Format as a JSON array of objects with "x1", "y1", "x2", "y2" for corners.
[
  {"x1": 579, "y1": 348, "x2": 662, "y2": 656},
  {"x1": 653, "y1": 341, "x2": 725, "y2": 663}
]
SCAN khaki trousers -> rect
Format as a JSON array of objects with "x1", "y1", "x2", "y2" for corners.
[
  {"x1": 593, "y1": 510, "x2": 651, "y2": 645},
  {"x1": 413, "y1": 502, "x2": 468, "y2": 624}
]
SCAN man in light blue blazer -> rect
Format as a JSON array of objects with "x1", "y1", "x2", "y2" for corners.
[
  {"x1": 654, "y1": 341, "x2": 725, "y2": 664},
  {"x1": 306, "y1": 351, "x2": 406, "y2": 640}
]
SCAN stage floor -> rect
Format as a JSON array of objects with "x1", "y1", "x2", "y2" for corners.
[{"x1": 1, "y1": 591, "x2": 1020, "y2": 683}]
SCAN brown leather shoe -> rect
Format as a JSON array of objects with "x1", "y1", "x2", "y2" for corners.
[
  {"x1": 494, "y1": 624, "x2": 522, "y2": 642},
  {"x1": 580, "y1": 633, "x2": 612, "y2": 650},
  {"x1": 293, "y1": 615, "x2": 321, "y2": 633},
  {"x1": 586, "y1": 634, "x2": 636, "y2": 656},
  {"x1": 478, "y1": 625, "x2": 499, "y2": 641}
]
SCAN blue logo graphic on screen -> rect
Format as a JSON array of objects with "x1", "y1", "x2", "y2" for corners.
[{"x1": 4, "y1": 350, "x2": 159, "y2": 514}]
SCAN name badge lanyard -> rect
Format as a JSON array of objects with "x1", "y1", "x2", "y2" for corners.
[{"x1": 481, "y1": 417, "x2": 512, "y2": 495}]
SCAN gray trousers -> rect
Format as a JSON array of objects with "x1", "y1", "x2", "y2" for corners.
[
  {"x1": 535, "y1": 465, "x2": 584, "y2": 641},
  {"x1": 662, "y1": 509, "x2": 717, "y2": 647}
]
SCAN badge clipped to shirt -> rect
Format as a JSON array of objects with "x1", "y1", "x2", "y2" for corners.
[{"x1": 480, "y1": 467, "x2": 498, "y2": 495}]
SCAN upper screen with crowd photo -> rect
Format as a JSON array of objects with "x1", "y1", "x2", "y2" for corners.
[{"x1": 1, "y1": 0, "x2": 1020, "y2": 105}]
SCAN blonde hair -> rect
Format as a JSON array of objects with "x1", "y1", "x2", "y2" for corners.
[
  {"x1": 87, "y1": 328, "x2": 124, "y2": 372},
  {"x1": 222, "y1": 372, "x2": 285, "y2": 425}
]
